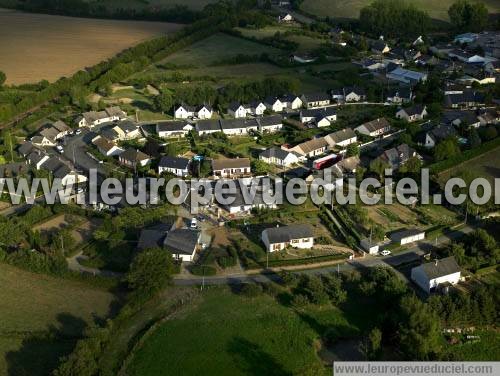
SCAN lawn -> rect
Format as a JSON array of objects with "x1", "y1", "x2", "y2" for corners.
[
  {"x1": 0, "y1": 263, "x2": 117, "y2": 375},
  {"x1": 162, "y1": 33, "x2": 281, "y2": 67},
  {"x1": 126, "y1": 287, "x2": 360, "y2": 376},
  {"x1": 300, "y1": 0, "x2": 500, "y2": 21}
]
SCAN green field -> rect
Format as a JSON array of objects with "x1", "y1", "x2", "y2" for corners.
[
  {"x1": 0, "y1": 263, "x2": 116, "y2": 375},
  {"x1": 126, "y1": 287, "x2": 365, "y2": 375},
  {"x1": 163, "y1": 33, "x2": 281, "y2": 67},
  {"x1": 85, "y1": 0, "x2": 216, "y2": 11},
  {"x1": 301, "y1": 0, "x2": 500, "y2": 21}
]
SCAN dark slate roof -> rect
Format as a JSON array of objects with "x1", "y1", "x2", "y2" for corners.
[
  {"x1": 445, "y1": 90, "x2": 485, "y2": 105},
  {"x1": 258, "y1": 115, "x2": 283, "y2": 127},
  {"x1": 387, "y1": 86, "x2": 412, "y2": 99},
  {"x1": 344, "y1": 86, "x2": 366, "y2": 96},
  {"x1": 280, "y1": 93, "x2": 299, "y2": 102},
  {"x1": 196, "y1": 103, "x2": 213, "y2": 112},
  {"x1": 360, "y1": 117, "x2": 391, "y2": 132},
  {"x1": 18, "y1": 141, "x2": 34, "y2": 157},
  {"x1": 137, "y1": 222, "x2": 172, "y2": 251},
  {"x1": 302, "y1": 107, "x2": 337, "y2": 119},
  {"x1": 302, "y1": 92, "x2": 331, "y2": 102},
  {"x1": 157, "y1": 121, "x2": 190, "y2": 132},
  {"x1": 220, "y1": 118, "x2": 259, "y2": 130},
  {"x1": 164, "y1": 229, "x2": 200, "y2": 255},
  {"x1": 389, "y1": 228, "x2": 424, "y2": 242},
  {"x1": 420, "y1": 256, "x2": 461, "y2": 279},
  {"x1": 263, "y1": 224, "x2": 314, "y2": 244},
  {"x1": 228, "y1": 101, "x2": 243, "y2": 112},
  {"x1": 196, "y1": 119, "x2": 221, "y2": 132},
  {"x1": 264, "y1": 96, "x2": 280, "y2": 105},
  {"x1": 0, "y1": 162, "x2": 28, "y2": 178},
  {"x1": 120, "y1": 149, "x2": 150, "y2": 162},
  {"x1": 116, "y1": 120, "x2": 137, "y2": 133},
  {"x1": 159, "y1": 156, "x2": 190, "y2": 170},
  {"x1": 260, "y1": 146, "x2": 292, "y2": 160},
  {"x1": 27, "y1": 150, "x2": 48, "y2": 165},
  {"x1": 428, "y1": 126, "x2": 456, "y2": 142},
  {"x1": 400, "y1": 104, "x2": 426, "y2": 116}
]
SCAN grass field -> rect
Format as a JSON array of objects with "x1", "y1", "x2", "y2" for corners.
[
  {"x1": 126, "y1": 287, "x2": 365, "y2": 376},
  {"x1": 0, "y1": 8, "x2": 183, "y2": 84},
  {"x1": 301, "y1": 0, "x2": 500, "y2": 21},
  {"x1": 87, "y1": 0, "x2": 215, "y2": 11},
  {"x1": 162, "y1": 33, "x2": 281, "y2": 67},
  {"x1": 0, "y1": 263, "x2": 117, "y2": 375}
]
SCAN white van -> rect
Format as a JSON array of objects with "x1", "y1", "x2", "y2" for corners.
[{"x1": 190, "y1": 218, "x2": 198, "y2": 229}]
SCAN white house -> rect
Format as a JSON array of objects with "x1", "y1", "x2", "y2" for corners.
[
  {"x1": 111, "y1": 121, "x2": 141, "y2": 140},
  {"x1": 411, "y1": 256, "x2": 461, "y2": 294},
  {"x1": 118, "y1": 149, "x2": 151, "y2": 169},
  {"x1": 278, "y1": 12, "x2": 293, "y2": 23},
  {"x1": 247, "y1": 100, "x2": 267, "y2": 116},
  {"x1": 78, "y1": 107, "x2": 126, "y2": 128},
  {"x1": 257, "y1": 115, "x2": 283, "y2": 133},
  {"x1": 301, "y1": 93, "x2": 331, "y2": 108},
  {"x1": 174, "y1": 104, "x2": 195, "y2": 119},
  {"x1": 264, "y1": 97, "x2": 285, "y2": 113},
  {"x1": 26, "y1": 149, "x2": 50, "y2": 170},
  {"x1": 92, "y1": 135, "x2": 124, "y2": 157},
  {"x1": 157, "y1": 121, "x2": 194, "y2": 138},
  {"x1": 164, "y1": 229, "x2": 200, "y2": 262},
  {"x1": 396, "y1": 105, "x2": 428, "y2": 122},
  {"x1": 290, "y1": 138, "x2": 328, "y2": 158},
  {"x1": 220, "y1": 118, "x2": 259, "y2": 136},
  {"x1": 343, "y1": 87, "x2": 366, "y2": 102},
  {"x1": 360, "y1": 238, "x2": 380, "y2": 255},
  {"x1": 389, "y1": 229, "x2": 425, "y2": 245},
  {"x1": 355, "y1": 118, "x2": 391, "y2": 137},
  {"x1": 196, "y1": 104, "x2": 213, "y2": 119},
  {"x1": 259, "y1": 146, "x2": 300, "y2": 167},
  {"x1": 228, "y1": 102, "x2": 248, "y2": 118},
  {"x1": 280, "y1": 94, "x2": 303, "y2": 110},
  {"x1": 158, "y1": 156, "x2": 190, "y2": 177},
  {"x1": 212, "y1": 158, "x2": 251, "y2": 179},
  {"x1": 262, "y1": 224, "x2": 314, "y2": 253},
  {"x1": 196, "y1": 119, "x2": 222, "y2": 135},
  {"x1": 324, "y1": 128, "x2": 357, "y2": 148}
]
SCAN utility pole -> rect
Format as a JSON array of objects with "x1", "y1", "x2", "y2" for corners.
[{"x1": 266, "y1": 251, "x2": 269, "y2": 269}]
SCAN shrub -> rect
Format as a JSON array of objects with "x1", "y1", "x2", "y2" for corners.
[{"x1": 240, "y1": 283, "x2": 263, "y2": 297}]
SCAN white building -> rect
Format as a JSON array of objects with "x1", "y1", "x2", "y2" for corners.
[
  {"x1": 389, "y1": 229, "x2": 425, "y2": 245},
  {"x1": 324, "y1": 128, "x2": 357, "y2": 148},
  {"x1": 164, "y1": 229, "x2": 200, "y2": 262},
  {"x1": 259, "y1": 146, "x2": 300, "y2": 167},
  {"x1": 411, "y1": 256, "x2": 461, "y2": 294},
  {"x1": 355, "y1": 118, "x2": 391, "y2": 137},
  {"x1": 156, "y1": 121, "x2": 194, "y2": 138},
  {"x1": 228, "y1": 102, "x2": 248, "y2": 118},
  {"x1": 262, "y1": 224, "x2": 314, "y2": 253},
  {"x1": 174, "y1": 104, "x2": 195, "y2": 119},
  {"x1": 158, "y1": 156, "x2": 190, "y2": 177},
  {"x1": 212, "y1": 158, "x2": 251, "y2": 179},
  {"x1": 395, "y1": 105, "x2": 428, "y2": 122}
]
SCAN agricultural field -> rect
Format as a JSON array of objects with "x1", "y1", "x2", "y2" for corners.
[
  {"x1": 0, "y1": 8, "x2": 183, "y2": 84},
  {"x1": 0, "y1": 263, "x2": 116, "y2": 375},
  {"x1": 84, "y1": 0, "x2": 216, "y2": 11},
  {"x1": 437, "y1": 146, "x2": 500, "y2": 186},
  {"x1": 300, "y1": 0, "x2": 500, "y2": 21},
  {"x1": 125, "y1": 287, "x2": 366, "y2": 376}
]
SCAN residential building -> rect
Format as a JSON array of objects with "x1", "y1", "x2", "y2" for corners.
[
  {"x1": 26, "y1": 149, "x2": 50, "y2": 170},
  {"x1": 220, "y1": 118, "x2": 259, "y2": 136},
  {"x1": 386, "y1": 67, "x2": 428, "y2": 84},
  {"x1": 156, "y1": 121, "x2": 194, "y2": 138},
  {"x1": 301, "y1": 92, "x2": 331, "y2": 108},
  {"x1": 378, "y1": 143, "x2": 420, "y2": 170},
  {"x1": 228, "y1": 102, "x2": 248, "y2": 118},
  {"x1": 448, "y1": 49, "x2": 486, "y2": 64},
  {"x1": 261, "y1": 224, "x2": 314, "y2": 253},
  {"x1": 111, "y1": 121, "x2": 141, "y2": 140},
  {"x1": 444, "y1": 90, "x2": 485, "y2": 108},
  {"x1": 343, "y1": 86, "x2": 366, "y2": 102},
  {"x1": 453, "y1": 32, "x2": 478, "y2": 44},
  {"x1": 418, "y1": 126, "x2": 456, "y2": 148},
  {"x1": 442, "y1": 111, "x2": 481, "y2": 128},
  {"x1": 280, "y1": 94, "x2": 303, "y2": 110},
  {"x1": 396, "y1": 105, "x2": 428, "y2": 122},
  {"x1": 355, "y1": 118, "x2": 391, "y2": 137},
  {"x1": 290, "y1": 138, "x2": 328, "y2": 158},
  {"x1": 371, "y1": 40, "x2": 391, "y2": 54},
  {"x1": 278, "y1": 12, "x2": 293, "y2": 23},
  {"x1": 174, "y1": 104, "x2": 195, "y2": 119},
  {"x1": 219, "y1": 180, "x2": 278, "y2": 214},
  {"x1": 259, "y1": 146, "x2": 301, "y2": 167},
  {"x1": 118, "y1": 149, "x2": 150, "y2": 169},
  {"x1": 324, "y1": 128, "x2": 357, "y2": 148},
  {"x1": 389, "y1": 229, "x2": 425, "y2": 245},
  {"x1": 212, "y1": 158, "x2": 251, "y2": 179},
  {"x1": 40, "y1": 157, "x2": 87, "y2": 186},
  {"x1": 196, "y1": 119, "x2": 222, "y2": 135},
  {"x1": 300, "y1": 107, "x2": 337, "y2": 127},
  {"x1": 164, "y1": 228, "x2": 200, "y2": 262},
  {"x1": 247, "y1": 100, "x2": 267, "y2": 116},
  {"x1": 196, "y1": 104, "x2": 213, "y2": 119},
  {"x1": 264, "y1": 96, "x2": 285, "y2": 113},
  {"x1": 78, "y1": 107, "x2": 126, "y2": 128},
  {"x1": 411, "y1": 256, "x2": 461, "y2": 294},
  {"x1": 158, "y1": 156, "x2": 190, "y2": 177},
  {"x1": 386, "y1": 87, "x2": 413, "y2": 104},
  {"x1": 92, "y1": 135, "x2": 124, "y2": 157},
  {"x1": 257, "y1": 115, "x2": 283, "y2": 133},
  {"x1": 137, "y1": 222, "x2": 173, "y2": 251}
]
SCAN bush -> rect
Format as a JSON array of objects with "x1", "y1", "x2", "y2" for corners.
[
  {"x1": 190, "y1": 264, "x2": 217, "y2": 276},
  {"x1": 240, "y1": 283, "x2": 263, "y2": 297},
  {"x1": 291, "y1": 294, "x2": 309, "y2": 308}
]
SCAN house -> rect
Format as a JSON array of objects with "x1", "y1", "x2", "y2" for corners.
[
  {"x1": 396, "y1": 105, "x2": 428, "y2": 122},
  {"x1": 386, "y1": 87, "x2": 413, "y2": 104},
  {"x1": 335, "y1": 156, "x2": 360, "y2": 174},
  {"x1": 448, "y1": 49, "x2": 485, "y2": 64},
  {"x1": 196, "y1": 104, "x2": 213, "y2": 119},
  {"x1": 278, "y1": 12, "x2": 293, "y2": 23},
  {"x1": 158, "y1": 156, "x2": 190, "y2": 177},
  {"x1": 301, "y1": 92, "x2": 331, "y2": 108},
  {"x1": 26, "y1": 149, "x2": 50, "y2": 170},
  {"x1": 356, "y1": 58, "x2": 386, "y2": 72},
  {"x1": 443, "y1": 82, "x2": 465, "y2": 95},
  {"x1": 257, "y1": 115, "x2": 283, "y2": 133},
  {"x1": 264, "y1": 96, "x2": 285, "y2": 113},
  {"x1": 389, "y1": 228, "x2": 425, "y2": 245},
  {"x1": 444, "y1": 90, "x2": 485, "y2": 108},
  {"x1": 219, "y1": 180, "x2": 278, "y2": 214},
  {"x1": 31, "y1": 130, "x2": 57, "y2": 147},
  {"x1": 371, "y1": 40, "x2": 391, "y2": 54},
  {"x1": 246, "y1": 100, "x2": 267, "y2": 116},
  {"x1": 259, "y1": 146, "x2": 301, "y2": 167},
  {"x1": 220, "y1": 118, "x2": 259, "y2": 136},
  {"x1": 387, "y1": 67, "x2": 428, "y2": 84},
  {"x1": 378, "y1": 143, "x2": 420, "y2": 170},
  {"x1": 156, "y1": 121, "x2": 194, "y2": 138},
  {"x1": 411, "y1": 256, "x2": 461, "y2": 294},
  {"x1": 280, "y1": 93, "x2": 303, "y2": 110},
  {"x1": 418, "y1": 126, "x2": 456, "y2": 148},
  {"x1": 164, "y1": 228, "x2": 200, "y2": 262},
  {"x1": 174, "y1": 104, "x2": 195, "y2": 119},
  {"x1": 78, "y1": 107, "x2": 126, "y2": 128},
  {"x1": 137, "y1": 222, "x2": 173, "y2": 251},
  {"x1": 343, "y1": 87, "x2": 366, "y2": 102},
  {"x1": 355, "y1": 118, "x2": 391, "y2": 137},
  {"x1": 360, "y1": 238, "x2": 380, "y2": 255},
  {"x1": 454, "y1": 33, "x2": 478, "y2": 44},
  {"x1": 112, "y1": 121, "x2": 141, "y2": 140},
  {"x1": 118, "y1": 149, "x2": 150, "y2": 169},
  {"x1": 290, "y1": 138, "x2": 328, "y2": 158},
  {"x1": 478, "y1": 109, "x2": 500, "y2": 126},
  {"x1": 228, "y1": 102, "x2": 248, "y2": 118},
  {"x1": 40, "y1": 157, "x2": 87, "y2": 186},
  {"x1": 196, "y1": 119, "x2": 222, "y2": 135},
  {"x1": 0, "y1": 162, "x2": 28, "y2": 183},
  {"x1": 212, "y1": 158, "x2": 251, "y2": 179},
  {"x1": 261, "y1": 224, "x2": 314, "y2": 253},
  {"x1": 92, "y1": 135, "x2": 124, "y2": 157},
  {"x1": 324, "y1": 128, "x2": 357, "y2": 148},
  {"x1": 18, "y1": 141, "x2": 35, "y2": 158},
  {"x1": 442, "y1": 111, "x2": 481, "y2": 128},
  {"x1": 300, "y1": 108, "x2": 337, "y2": 127}
]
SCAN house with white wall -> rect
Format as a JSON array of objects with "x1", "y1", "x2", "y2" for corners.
[
  {"x1": 411, "y1": 256, "x2": 461, "y2": 294},
  {"x1": 158, "y1": 156, "x2": 191, "y2": 177},
  {"x1": 261, "y1": 224, "x2": 314, "y2": 253}
]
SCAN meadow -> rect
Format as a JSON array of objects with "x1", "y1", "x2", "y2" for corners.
[
  {"x1": 125, "y1": 287, "x2": 364, "y2": 376},
  {"x1": 300, "y1": 0, "x2": 500, "y2": 21},
  {"x1": 0, "y1": 263, "x2": 117, "y2": 375},
  {"x1": 0, "y1": 8, "x2": 183, "y2": 84},
  {"x1": 85, "y1": 0, "x2": 215, "y2": 11}
]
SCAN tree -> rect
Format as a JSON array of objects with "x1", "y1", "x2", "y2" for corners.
[
  {"x1": 127, "y1": 247, "x2": 175, "y2": 295},
  {"x1": 468, "y1": 128, "x2": 481, "y2": 148},
  {"x1": 369, "y1": 158, "x2": 390, "y2": 180},
  {"x1": 345, "y1": 143, "x2": 360, "y2": 157},
  {"x1": 398, "y1": 295, "x2": 442, "y2": 359},
  {"x1": 399, "y1": 156, "x2": 422, "y2": 174},
  {"x1": 448, "y1": 0, "x2": 489, "y2": 32},
  {"x1": 153, "y1": 90, "x2": 174, "y2": 113},
  {"x1": 0, "y1": 71, "x2": 6, "y2": 86},
  {"x1": 367, "y1": 327, "x2": 382, "y2": 360},
  {"x1": 434, "y1": 138, "x2": 460, "y2": 161}
]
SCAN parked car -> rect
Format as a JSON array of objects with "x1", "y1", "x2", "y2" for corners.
[
  {"x1": 75, "y1": 129, "x2": 82, "y2": 135},
  {"x1": 380, "y1": 250, "x2": 391, "y2": 256},
  {"x1": 56, "y1": 145, "x2": 64, "y2": 153},
  {"x1": 190, "y1": 218, "x2": 198, "y2": 229}
]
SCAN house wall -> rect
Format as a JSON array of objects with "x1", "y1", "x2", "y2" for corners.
[
  {"x1": 429, "y1": 272, "x2": 461, "y2": 291},
  {"x1": 400, "y1": 232, "x2": 425, "y2": 245},
  {"x1": 159, "y1": 166, "x2": 188, "y2": 177}
]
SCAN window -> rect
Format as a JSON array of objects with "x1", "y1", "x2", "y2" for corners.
[{"x1": 292, "y1": 239, "x2": 299, "y2": 244}]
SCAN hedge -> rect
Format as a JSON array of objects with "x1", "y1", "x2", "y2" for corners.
[{"x1": 246, "y1": 253, "x2": 348, "y2": 269}]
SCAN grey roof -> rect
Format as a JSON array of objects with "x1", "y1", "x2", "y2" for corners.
[
  {"x1": 27, "y1": 149, "x2": 48, "y2": 165},
  {"x1": 400, "y1": 104, "x2": 426, "y2": 116},
  {"x1": 0, "y1": 162, "x2": 28, "y2": 178},
  {"x1": 280, "y1": 93, "x2": 300, "y2": 102},
  {"x1": 389, "y1": 228, "x2": 424, "y2": 242},
  {"x1": 344, "y1": 86, "x2": 366, "y2": 96},
  {"x1": 159, "y1": 156, "x2": 190, "y2": 170},
  {"x1": 445, "y1": 90, "x2": 485, "y2": 106},
  {"x1": 387, "y1": 86, "x2": 412, "y2": 99},
  {"x1": 360, "y1": 117, "x2": 390, "y2": 132},
  {"x1": 212, "y1": 158, "x2": 251, "y2": 170},
  {"x1": 420, "y1": 256, "x2": 461, "y2": 279},
  {"x1": 228, "y1": 101, "x2": 243, "y2": 112},
  {"x1": 18, "y1": 141, "x2": 34, "y2": 157},
  {"x1": 263, "y1": 224, "x2": 314, "y2": 244},
  {"x1": 428, "y1": 126, "x2": 456, "y2": 142},
  {"x1": 115, "y1": 120, "x2": 137, "y2": 134},
  {"x1": 137, "y1": 223, "x2": 172, "y2": 251},
  {"x1": 302, "y1": 92, "x2": 331, "y2": 103},
  {"x1": 119, "y1": 149, "x2": 150, "y2": 163},
  {"x1": 164, "y1": 229, "x2": 200, "y2": 255},
  {"x1": 260, "y1": 146, "x2": 293, "y2": 160},
  {"x1": 157, "y1": 121, "x2": 191, "y2": 132},
  {"x1": 326, "y1": 128, "x2": 356, "y2": 144},
  {"x1": 196, "y1": 119, "x2": 221, "y2": 132},
  {"x1": 257, "y1": 115, "x2": 283, "y2": 127},
  {"x1": 380, "y1": 143, "x2": 417, "y2": 169},
  {"x1": 220, "y1": 118, "x2": 259, "y2": 130},
  {"x1": 301, "y1": 107, "x2": 337, "y2": 119}
]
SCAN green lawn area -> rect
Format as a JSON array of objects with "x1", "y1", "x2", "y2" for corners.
[
  {"x1": 162, "y1": 33, "x2": 281, "y2": 67},
  {"x1": 300, "y1": 0, "x2": 500, "y2": 21},
  {"x1": 444, "y1": 330, "x2": 500, "y2": 361},
  {"x1": 126, "y1": 287, "x2": 361, "y2": 376},
  {"x1": 0, "y1": 263, "x2": 117, "y2": 375},
  {"x1": 90, "y1": 0, "x2": 216, "y2": 11}
]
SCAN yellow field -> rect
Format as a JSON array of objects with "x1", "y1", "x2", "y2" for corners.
[{"x1": 0, "y1": 8, "x2": 183, "y2": 84}]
